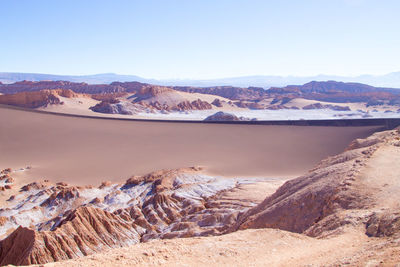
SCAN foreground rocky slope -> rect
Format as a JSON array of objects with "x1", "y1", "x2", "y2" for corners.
[
  {"x1": 234, "y1": 127, "x2": 400, "y2": 239},
  {"x1": 0, "y1": 168, "x2": 270, "y2": 265},
  {"x1": 28, "y1": 127, "x2": 400, "y2": 267},
  {"x1": 1, "y1": 128, "x2": 400, "y2": 266}
]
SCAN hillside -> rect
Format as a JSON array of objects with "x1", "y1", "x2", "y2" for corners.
[
  {"x1": 1, "y1": 127, "x2": 399, "y2": 265},
  {"x1": 0, "y1": 89, "x2": 89, "y2": 108},
  {"x1": 0, "y1": 80, "x2": 400, "y2": 119}
]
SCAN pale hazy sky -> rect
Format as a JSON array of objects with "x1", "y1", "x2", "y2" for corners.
[{"x1": 1, "y1": 0, "x2": 399, "y2": 79}]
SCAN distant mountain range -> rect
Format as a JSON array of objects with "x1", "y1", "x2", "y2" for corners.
[{"x1": 1, "y1": 72, "x2": 400, "y2": 88}]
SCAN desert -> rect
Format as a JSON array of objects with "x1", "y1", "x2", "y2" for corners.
[
  {"x1": 2, "y1": 1, "x2": 400, "y2": 265},
  {"x1": 0, "y1": 106, "x2": 399, "y2": 265}
]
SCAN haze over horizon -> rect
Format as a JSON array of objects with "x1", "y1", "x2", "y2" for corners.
[{"x1": 1, "y1": 0, "x2": 399, "y2": 80}]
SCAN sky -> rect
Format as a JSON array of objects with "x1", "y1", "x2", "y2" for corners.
[{"x1": 0, "y1": 0, "x2": 399, "y2": 79}]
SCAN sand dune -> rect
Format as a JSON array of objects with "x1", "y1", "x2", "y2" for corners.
[{"x1": 0, "y1": 106, "x2": 381, "y2": 185}]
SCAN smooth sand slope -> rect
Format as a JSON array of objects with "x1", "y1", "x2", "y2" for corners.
[
  {"x1": 32, "y1": 127, "x2": 400, "y2": 267},
  {"x1": 0, "y1": 106, "x2": 381, "y2": 185}
]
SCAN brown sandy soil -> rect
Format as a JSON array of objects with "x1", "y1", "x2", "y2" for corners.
[
  {"x1": 0, "y1": 106, "x2": 380, "y2": 185},
  {"x1": 30, "y1": 227, "x2": 398, "y2": 267},
  {"x1": 38, "y1": 95, "x2": 100, "y2": 116}
]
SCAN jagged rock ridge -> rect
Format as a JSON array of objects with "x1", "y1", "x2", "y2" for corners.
[{"x1": 0, "y1": 167, "x2": 264, "y2": 265}]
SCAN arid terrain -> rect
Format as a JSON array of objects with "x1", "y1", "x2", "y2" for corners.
[
  {"x1": 0, "y1": 106, "x2": 381, "y2": 185},
  {"x1": 0, "y1": 81, "x2": 399, "y2": 266},
  {"x1": 0, "y1": 107, "x2": 399, "y2": 265},
  {"x1": 1, "y1": 80, "x2": 400, "y2": 121},
  {"x1": 3, "y1": 0, "x2": 400, "y2": 265}
]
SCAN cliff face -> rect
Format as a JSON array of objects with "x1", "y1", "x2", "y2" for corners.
[{"x1": 0, "y1": 89, "x2": 85, "y2": 108}]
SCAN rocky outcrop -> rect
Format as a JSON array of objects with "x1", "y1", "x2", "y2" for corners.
[
  {"x1": 204, "y1": 112, "x2": 240, "y2": 121},
  {"x1": 302, "y1": 103, "x2": 351, "y2": 111},
  {"x1": 204, "y1": 111, "x2": 255, "y2": 122},
  {"x1": 0, "y1": 167, "x2": 261, "y2": 265},
  {"x1": 211, "y1": 98, "x2": 223, "y2": 107},
  {"x1": 89, "y1": 99, "x2": 133, "y2": 115},
  {"x1": 0, "y1": 168, "x2": 14, "y2": 191},
  {"x1": 232, "y1": 129, "x2": 399, "y2": 238},
  {"x1": 0, "y1": 207, "x2": 140, "y2": 266},
  {"x1": 175, "y1": 99, "x2": 212, "y2": 111},
  {"x1": 234, "y1": 101, "x2": 264, "y2": 109},
  {"x1": 174, "y1": 86, "x2": 267, "y2": 101},
  {"x1": 0, "y1": 80, "x2": 140, "y2": 94},
  {"x1": 134, "y1": 85, "x2": 175, "y2": 100},
  {"x1": 0, "y1": 89, "x2": 85, "y2": 108},
  {"x1": 124, "y1": 85, "x2": 214, "y2": 112},
  {"x1": 2, "y1": 80, "x2": 400, "y2": 108},
  {"x1": 269, "y1": 81, "x2": 400, "y2": 104}
]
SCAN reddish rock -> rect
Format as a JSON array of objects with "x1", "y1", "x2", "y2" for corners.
[
  {"x1": 89, "y1": 99, "x2": 133, "y2": 115},
  {"x1": 211, "y1": 98, "x2": 223, "y2": 107},
  {"x1": 174, "y1": 99, "x2": 212, "y2": 111},
  {"x1": 303, "y1": 103, "x2": 351, "y2": 111},
  {"x1": 0, "y1": 217, "x2": 7, "y2": 226},
  {"x1": 99, "y1": 181, "x2": 112, "y2": 189},
  {"x1": 1, "y1": 168, "x2": 12, "y2": 174},
  {"x1": 20, "y1": 181, "x2": 49, "y2": 192},
  {"x1": 0, "y1": 89, "x2": 85, "y2": 108},
  {"x1": 0, "y1": 207, "x2": 140, "y2": 265},
  {"x1": 204, "y1": 111, "x2": 240, "y2": 121},
  {"x1": 234, "y1": 101, "x2": 264, "y2": 109},
  {"x1": 5, "y1": 177, "x2": 14, "y2": 183}
]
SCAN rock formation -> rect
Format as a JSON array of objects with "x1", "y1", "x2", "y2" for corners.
[
  {"x1": 0, "y1": 89, "x2": 86, "y2": 108},
  {"x1": 302, "y1": 103, "x2": 351, "y2": 111},
  {"x1": 0, "y1": 168, "x2": 14, "y2": 191},
  {"x1": 1, "y1": 129, "x2": 400, "y2": 265},
  {"x1": 0, "y1": 207, "x2": 141, "y2": 266},
  {"x1": 1, "y1": 80, "x2": 400, "y2": 112},
  {"x1": 0, "y1": 167, "x2": 263, "y2": 265},
  {"x1": 204, "y1": 111, "x2": 254, "y2": 121},
  {"x1": 89, "y1": 99, "x2": 134, "y2": 115},
  {"x1": 232, "y1": 128, "x2": 400, "y2": 238},
  {"x1": 234, "y1": 101, "x2": 264, "y2": 109},
  {"x1": 211, "y1": 98, "x2": 223, "y2": 107}
]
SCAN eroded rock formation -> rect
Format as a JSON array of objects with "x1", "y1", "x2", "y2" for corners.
[
  {"x1": 204, "y1": 111, "x2": 254, "y2": 121},
  {"x1": 0, "y1": 167, "x2": 262, "y2": 265},
  {"x1": 233, "y1": 128, "x2": 400, "y2": 238},
  {"x1": 0, "y1": 89, "x2": 86, "y2": 108},
  {"x1": 302, "y1": 102, "x2": 351, "y2": 111}
]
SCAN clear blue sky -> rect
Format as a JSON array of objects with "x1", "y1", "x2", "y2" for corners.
[{"x1": 1, "y1": 0, "x2": 399, "y2": 79}]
